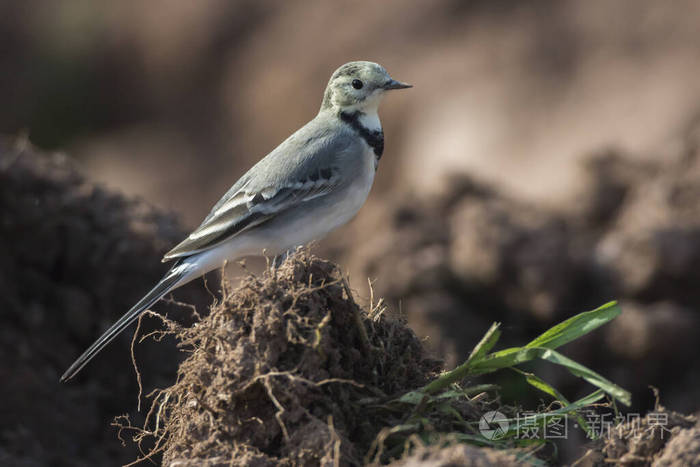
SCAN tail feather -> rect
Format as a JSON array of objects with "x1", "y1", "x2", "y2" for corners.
[{"x1": 60, "y1": 265, "x2": 186, "y2": 382}]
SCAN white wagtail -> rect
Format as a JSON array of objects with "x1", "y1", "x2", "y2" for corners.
[{"x1": 61, "y1": 61, "x2": 411, "y2": 381}]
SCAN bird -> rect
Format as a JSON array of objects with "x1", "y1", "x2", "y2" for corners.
[{"x1": 60, "y1": 61, "x2": 411, "y2": 382}]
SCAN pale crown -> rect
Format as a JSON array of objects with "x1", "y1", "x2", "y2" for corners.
[{"x1": 320, "y1": 61, "x2": 410, "y2": 113}]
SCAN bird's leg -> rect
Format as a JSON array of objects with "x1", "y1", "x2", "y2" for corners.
[
  {"x1": 271, "y1": 249, "x2": 293, "y2": 269},
  {"x1": 271, "y1": 255, "x2": 281, "y2": 269}
]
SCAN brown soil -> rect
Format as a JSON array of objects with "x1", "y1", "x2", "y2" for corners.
[
  {"x1": 0, "y1": 135, "x2": 526, "y2": 467},
  {"x1": 118, "y1": 252, "x2": 445, "y2": 466},
  {"x1": 336, "y1": 119, "x2": 700, "y2": 418},
  {"x1": 0, "y1": 137, "x2": 210, "y2": 466},
  {"x1": 113, "y1": 248, "x2": 700, "y2": 467},
  {"x1": 4, "y1": 136, "x2": 700, "y2": 466},
  {"x1": 389, "y1": 443, "x2": 526, "y2": 467},
  {"x1": 575, "y1": 405, "x2": 699, "y2": 466}
]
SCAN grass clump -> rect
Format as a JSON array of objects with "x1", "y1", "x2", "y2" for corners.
[{"x1": 115, "y1": 250, "x2": 629, "y2": 466}]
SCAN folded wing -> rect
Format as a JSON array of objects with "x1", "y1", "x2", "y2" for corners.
[{"x1": 162, "y1": 167, "x2": 339, "y2": 260}]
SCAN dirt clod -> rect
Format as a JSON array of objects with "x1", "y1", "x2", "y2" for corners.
[
  {"x1": 124, "y1": 252, "x2": 442, "y2": 466},
  {"x1": 389, "y1": 443, "x2": 526, "y2": 467},
  {"x1": 653, "y1": 425, "x2": 700, "y2": 466},
  {"x1": 576, "y1": 405, "x2": 697, "y2": 467}
]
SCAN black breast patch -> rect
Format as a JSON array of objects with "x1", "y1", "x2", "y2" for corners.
[{"x1": 340, "y1": 111, "x2": 384, "y2": 160}]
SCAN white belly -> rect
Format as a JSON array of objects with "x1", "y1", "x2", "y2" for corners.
[
  {"x1": 190, "y1": 147, "x2": 377, "y2": 274},
  {"x1": 280, "y1": 146, "x2": 376, "y2": 245}
]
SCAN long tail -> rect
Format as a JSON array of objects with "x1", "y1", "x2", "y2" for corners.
[{"x1": 60, "y1": 261, "x2": 190, "y2": 382}]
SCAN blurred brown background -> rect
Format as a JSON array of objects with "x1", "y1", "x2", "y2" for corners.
[
  {"x1": 4, "y1": 1, "x2": 699, "y2": 222},
  {"x1": 2, "y1": 1, "x2": 700, "y2": 464}
]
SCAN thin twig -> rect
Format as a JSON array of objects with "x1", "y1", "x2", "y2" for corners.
[{"x1": 131, "y1": 314, "x2": 145, "y2": 412}]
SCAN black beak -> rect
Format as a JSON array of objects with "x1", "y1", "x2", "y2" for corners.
[{"x1": 383, "y1": 79, "x2": 412, "y2": 90}]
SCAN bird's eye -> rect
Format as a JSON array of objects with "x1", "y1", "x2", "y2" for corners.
[{"x1": 351, "y1": 79, "x2": 364, "y2": 90}]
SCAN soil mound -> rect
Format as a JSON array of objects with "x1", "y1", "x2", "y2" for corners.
[
  {"x1": 577, "y1": 405, "x2": 699, "y2": 466},
  {"x1": 123, "y1": 252, "x2": 443, "y2": 466},
  {"x1": 390, "y1": 443, "x2": 525, "y2": 467},
  {"x1": 0, "y1": 137, "x2": 209, "y2": 466}
]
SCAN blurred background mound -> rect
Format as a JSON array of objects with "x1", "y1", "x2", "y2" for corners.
[
  {"x1": 0, "y1": 138, "x2": 211, "y2": 466},
  {"x1": 2, "y1": 0, "x2": 700, "y2": 464},
  {"x1": 336, "y1": 120, "x2": 700, "y2": 415},
  {"x1": 3, "y1": 0, "x2": 700, "y2": 224}
]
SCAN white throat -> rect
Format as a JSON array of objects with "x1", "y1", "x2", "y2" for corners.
[
  {"x1": 340, "y1": 91, "x2": 383, "y2": 132},
  {"x1": 358, "y1": 109, "x2": 381, "y2": 132}
]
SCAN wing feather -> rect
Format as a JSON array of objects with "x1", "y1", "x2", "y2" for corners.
[
  {"x1": 162, "y1": 170, "x2": 339, "y2": 260},
  {"x1": 162, "y1": 116, "x2": 362, "y2": 262}
]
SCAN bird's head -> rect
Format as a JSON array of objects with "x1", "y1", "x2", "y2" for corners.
[{"x1": 321, "y1": 61, "x2": 411, "y2": 114}]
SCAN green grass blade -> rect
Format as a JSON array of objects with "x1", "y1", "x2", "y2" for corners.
[
  {"x1": 470, "y1": 347, "x2": 631, "y2": 406},
  {"x1": 420, "y1": 323, "x2": 501, "y2": 395},
  {"x1": 512, "y1": 368, "x2": 593, "y2": 436},
  {"x1": 398, "y1": 302, "x2": 629, "y2": 409},
  {"x1": 525, "y1": 301, "x2": 620, "y2": 350},
  {"x1": 535, "y1": 347, "x2": 630, "y2": 406},
  {"x1": 512, "y1": 368, "x2": 569, "y2": 402},
  {"x1": 467, "y1": 322, "x2": 501, "y2": 363},
  {"x1": 493, "y1": 389, "x2": 606, "y2": 438},
  {"x1": 452, "y1": 433, "x2": 500, "y2": 447}
]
